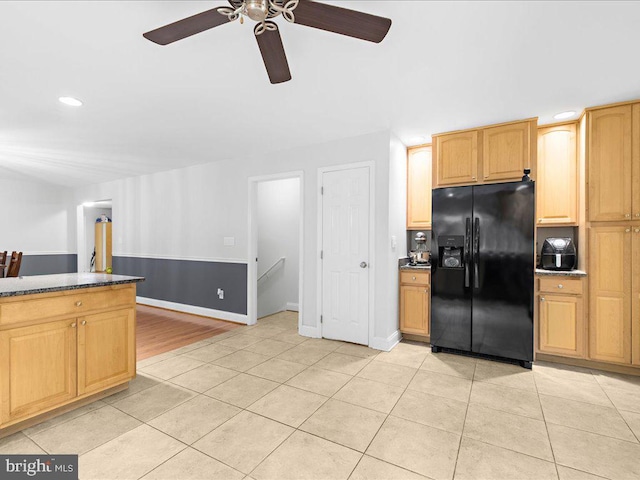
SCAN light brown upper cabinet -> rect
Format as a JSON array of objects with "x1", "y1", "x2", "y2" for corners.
[
  {"x1": 536, "y1": 123, "x2": 578, "y2": 225},
  {"x1": 587, "y1": 104, "x2": 639, "y2": 222},
  {"x1": 432, "y1": 118, "x2": 536, "y2": 189},
  {"x1": 407, "y1": 145, "x2": 432, "y2": 229},
  {"x1": 434, "y1": 131, "x2": 479, "y2": 187},
  {"x1": 483, "y1": 121, "x2": 535, "y2": 182}
]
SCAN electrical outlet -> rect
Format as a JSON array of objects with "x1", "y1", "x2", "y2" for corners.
[{"x1": 217, "y1": 288, "x2": 224, "y2": 300}]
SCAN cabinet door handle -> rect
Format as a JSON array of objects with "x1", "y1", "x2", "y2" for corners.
[
  {"x1": 626, "y1": 229, "x2": 631, "y2": 233},
  {"x1": 540, "y1": 297, "x2": 545, "y2": 301},
  {"x1": 635, "y1": 213, "x2": 640, "y2": 217},
  {"x1": 557, "y1": 284, "x2": 563, "y2": 289},
  {"x1": 81, "y1": 320, "x2": 87, "y2": 326},
  {"x1": 70, "y1": 322, "x2": 77, "y2": 328},
  {"x1": 625, "y1": 213, "x2": 631, "y2": 218},
  {"x1": 635, "y1": 229, "x2": 640, "y2": 233},
  {"x1": 76, "y1": 301, "x2": 83, "y2": 307},
  {"x1": 412, "y1": 276, "x2": 416, "y2": 280},
  {"x1": 425, "y1": 289, "x2": 429, "y2": 293}
]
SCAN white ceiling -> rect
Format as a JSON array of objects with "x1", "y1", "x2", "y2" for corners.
[{"x1": 1, "y1": 1, "x2": 639, "y2": 187}]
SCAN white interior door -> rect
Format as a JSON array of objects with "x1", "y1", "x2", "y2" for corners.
[{"x1": 321, "y1": 166, "x2": 370, "y2": 345}]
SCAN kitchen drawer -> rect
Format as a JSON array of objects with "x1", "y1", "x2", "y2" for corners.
[
  {"x1": 0, "y1": 285, "x2": 135, "y2": 326},
  {"x1": 400, "y1": 271, "x2": 430, "y2": 286},
  {"x1": 538, "y1": 277, "x2": 583, "y2": 295}
]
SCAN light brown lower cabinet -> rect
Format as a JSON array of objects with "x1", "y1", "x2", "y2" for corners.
[
  {"x1": 589, "y1": 226, "x2": 632, "y2": 364},
  {"x1": 400, "y1": 271, "x2": 430, "y2": 337},
  {"x1": 538, "y1": 292, "x2": 585, "y2": 358},
  {"x1": 632, "y1": 227, "x2": 640, "y2": 366},
  {"x1": 78, "y1": 308, "x2": 136, "y2": 396},
  {"x1": 0, "y1": 319, "x2": 78, "y2": 424},
  {"x1": 0, "y1": 285, "x2": 136, "y2": 429}
]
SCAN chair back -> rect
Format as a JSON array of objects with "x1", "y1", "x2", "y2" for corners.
[
  {"x1": 6, "y1": 251, "x2": 23, "y2": 277},
  {"x1": 0, "y1": 251, "x2": 6, "y2": 278}
]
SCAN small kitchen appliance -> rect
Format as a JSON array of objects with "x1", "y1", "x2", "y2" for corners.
[
  {"x1": 541, "y1": 237, "x2": 577, "y2": 271},
  {"x1": 410, "y1": 232, "x2": 430, "y2": 265}
]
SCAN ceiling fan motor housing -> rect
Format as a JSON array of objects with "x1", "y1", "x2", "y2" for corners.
[{"x1": 245, "y1": 0, "x2": 268, "y2": 22}]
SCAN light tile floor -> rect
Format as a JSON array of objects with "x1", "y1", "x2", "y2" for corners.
[{"x1": 2, "y1": 310, "x2": 640, "y2": 479}]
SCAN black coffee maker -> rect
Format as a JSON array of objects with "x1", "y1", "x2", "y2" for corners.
[{"x1": 541, "y1": 238, "x2": 577, "y2": 271}]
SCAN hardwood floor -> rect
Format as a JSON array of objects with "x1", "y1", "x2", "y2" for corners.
[{"x1": 136, "y1": 304, "x2": 241, "y2": 360}]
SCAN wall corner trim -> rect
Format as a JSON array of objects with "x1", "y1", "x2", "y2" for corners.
[
  {"x1": 369, "y1": 330, "x2": 402, "y2": 352},
  {"x1": 299, "y1": 325, "x2": 321, "y2": 339},
  {"x1": 136, "y1": 296, "x2": 248, "y2": 324}
]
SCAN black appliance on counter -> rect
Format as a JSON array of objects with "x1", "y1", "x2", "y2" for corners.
[
  {"x1": 431, "y1": 180, "x2": 535, "y2": 368},
  {"x1": 540, "y1": 238, "x2": 577, "y2": 271}
]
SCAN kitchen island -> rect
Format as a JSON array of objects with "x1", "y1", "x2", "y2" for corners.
[{"x1": 0, "y1": 273, "x2": 144, "y2": 436}]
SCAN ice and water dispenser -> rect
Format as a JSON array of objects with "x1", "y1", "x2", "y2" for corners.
[{"x1": 438, "y1": 235, "x2": 465, "y2": 269}]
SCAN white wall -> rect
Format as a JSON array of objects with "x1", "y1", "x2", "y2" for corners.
[
  {"x1": 0, "y1": 179, "x2": 74, "y2": 254},
  {"x1": 257, "y1": 178, "x2": 300, "y2": 318},
  {"x1": 73, "y1": 130, "x2": 401, "y2": 349},
  {"x1": 385, "y1": 134, "x2": 408, "y2": 342}
]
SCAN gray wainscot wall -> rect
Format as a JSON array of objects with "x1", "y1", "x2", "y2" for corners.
[
  {"x1": 113, "y1": 256, "x2": 247, "y2": 315},
  {"x1": 20, "y1": 254, "x2": 78, "y2": 276}
]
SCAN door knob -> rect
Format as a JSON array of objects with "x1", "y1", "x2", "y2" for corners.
[{"x1": 360, "y1": 262, "x2": 368, "y2": 268}]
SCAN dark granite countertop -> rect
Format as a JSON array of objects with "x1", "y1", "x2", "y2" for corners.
[
  {"x1": 535, "y1": 268, "x2": 587, "y2": 278},
  {"x1": 400, "y1": 264, "x2": 431, "y2": 271},
  {"x1": 0, "y1": 273, "x2": 145, "y2": 298}
]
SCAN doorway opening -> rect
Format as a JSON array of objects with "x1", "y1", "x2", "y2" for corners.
[
  {"x1": 76, "y1": 199, "x2": 112, "y2": 273},
  {"x1": 248, "y1": 173, "x2": 303, "y2": 330}
]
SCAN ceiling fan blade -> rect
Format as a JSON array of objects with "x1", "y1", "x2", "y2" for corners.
[
  {"x1": 255, "y1": 22, "x2": 291, "y2": 84},
  {"x1": 292, "y1": 0, "x2": 391, "y2": 43},
  {"x1": 143, "y1": 8, "x2": 232, "y2": 45}
]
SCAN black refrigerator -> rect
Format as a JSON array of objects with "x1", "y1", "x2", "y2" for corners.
[{"x1": 431, "y1": 181, "x2": 535, "y2": 368}]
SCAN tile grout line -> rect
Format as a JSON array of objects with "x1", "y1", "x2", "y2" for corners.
[
  {"x1": 532, "y1": 364, "x2": 561, "y2": 480},
  {"x1": 348, "y1": 348, "x2": 446, "y2": 479},
  {"x1": 595, "y1": 379, "x2": 640, "y2": 445},
  {"x1": 451, "y1": 361, "x2": 476, "y2": 480}
]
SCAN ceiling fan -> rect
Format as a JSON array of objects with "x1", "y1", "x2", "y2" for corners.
[{"x1": 143, "y1": 0, "x2": 392, "y2": 84}]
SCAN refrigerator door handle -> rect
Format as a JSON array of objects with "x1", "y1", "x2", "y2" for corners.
[
  {"x1": 464, "y1": 217, "x2": 471, "y2": 288},
  {"x1": 473, "y1": 217, "x2": 480, "y2": 289}
]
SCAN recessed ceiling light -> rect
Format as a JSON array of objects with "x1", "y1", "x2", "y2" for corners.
[
  {"x1": 59, "y1": 96, "x2": 83, "y2": 107},
  {"x1": 553, "y1": 111, "x2": 576, "y2": 120}
]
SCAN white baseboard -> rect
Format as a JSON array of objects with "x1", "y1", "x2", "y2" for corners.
[
  {"x1": 136, "y1": 296, "x2": 248, "y2": 325},
  {"x1": 369, "y1": 329, "x2": 402, "y2": 352},
  {"x1": 299, "y1": 324, "x2": 321, "y2": 339},
  {"x1": 285, "y1": 302, "x2": 299, "y2": 312}
]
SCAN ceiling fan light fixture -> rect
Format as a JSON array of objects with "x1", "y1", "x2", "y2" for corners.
[{"x1": 245, "y1": 0, "x2": 268, "y2": 22}]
